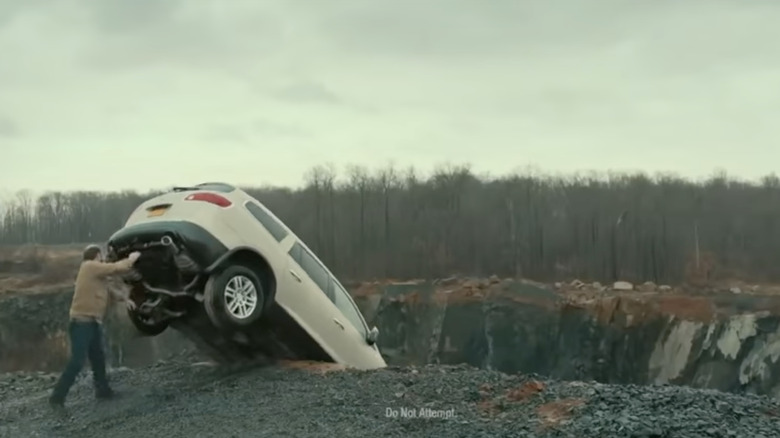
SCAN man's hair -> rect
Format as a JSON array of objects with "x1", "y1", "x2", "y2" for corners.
[{"x1": 82, "y1": 244, "x2": 103, "y2": 261}]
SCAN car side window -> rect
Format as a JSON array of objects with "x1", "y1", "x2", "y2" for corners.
[
  {"x1": 245, "y1": 202, "x2": 288, "y2": 242},
  {"x1": 289, "y1": 242, "x2": 334, "y2": 302},
  {"x1": 288, "y1": 241, "x2": 301, "y2": 261},
  {"x1": 329, "y1": 277, "x2": 368, "y2": 337}
]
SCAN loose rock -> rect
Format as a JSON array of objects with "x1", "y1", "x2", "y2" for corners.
[
  {"x1": 1, "y1": 361, "x2": 778, "y2": 438},
  {"x1": 637, "y1": 281, "x2": 657, "y2": 292}
]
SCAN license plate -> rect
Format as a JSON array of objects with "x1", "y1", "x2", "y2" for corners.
[{"x1": 147, "y1": 207, "x2": 168, "y2": 217}]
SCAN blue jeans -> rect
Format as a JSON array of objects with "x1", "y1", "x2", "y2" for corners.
[{"x1": 50, "y1": 320, "x2": 110, "y2": 402}]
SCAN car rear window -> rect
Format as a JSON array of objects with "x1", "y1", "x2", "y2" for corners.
[
  {"x1": 245, "y1": 202, "x2": 288, "y2": 242},
  {"x1": 171, "y1": 183, "x2": 236, "y2": 194},
  {"x1": 195, "y1": 182, "x2": 236, "y2": 193}
]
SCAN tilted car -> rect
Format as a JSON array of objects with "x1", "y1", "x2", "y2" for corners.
[{"x1": 106, "y1": 182, "x2": 386, "y2": 370}]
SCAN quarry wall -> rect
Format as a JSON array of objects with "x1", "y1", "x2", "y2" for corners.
[{"x1": 2, "y1": 279, "x2": 780, "y2": 398}]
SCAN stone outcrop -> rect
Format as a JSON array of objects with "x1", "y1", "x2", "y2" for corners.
[
  {"x1": 353, "y1": 278, "x2": 780, "y2": 398},
  {"x1": 3, "y1": 279, "x2": 780, "y2": 398}
]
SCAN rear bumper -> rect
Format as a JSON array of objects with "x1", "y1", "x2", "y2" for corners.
[{"x1": 107, "y1": 220, "x2": 229, "y2": 269}]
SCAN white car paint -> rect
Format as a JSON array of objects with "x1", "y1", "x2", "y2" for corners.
[{"x1": 124, "y1": 185, "x2": 386, "y2": 370}]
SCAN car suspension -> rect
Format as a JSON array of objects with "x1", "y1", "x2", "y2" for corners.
[{"x1": 127, "y1": 236, "x2": 203, "y2": 322}]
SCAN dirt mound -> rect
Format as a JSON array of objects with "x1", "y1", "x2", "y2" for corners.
[{"x1": 0, "y1": 244, "x2": 83, "y2": 292}]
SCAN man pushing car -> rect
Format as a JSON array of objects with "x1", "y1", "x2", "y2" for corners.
[{"x1": 49, "y1": 244, "x2": 141, "y2": 411}]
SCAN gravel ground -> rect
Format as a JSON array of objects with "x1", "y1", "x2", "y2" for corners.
[{"x1": 1, "y1": 360, "x2": 779, "y2": 438}]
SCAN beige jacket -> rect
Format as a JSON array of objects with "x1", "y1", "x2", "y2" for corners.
[{"x1": 69, "y1": 258, "x2": 135, "y2": 322}]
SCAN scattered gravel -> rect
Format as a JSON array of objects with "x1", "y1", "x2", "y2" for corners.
[{"x1": 1, "y1": 361, "x2": 779, "y2": 438}]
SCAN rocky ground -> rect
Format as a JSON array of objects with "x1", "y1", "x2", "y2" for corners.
[{"x1": 1, "y1": 359, "x2": 779, "y2": 438}]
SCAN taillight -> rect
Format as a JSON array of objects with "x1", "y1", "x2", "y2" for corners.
[{"x1": 184, "y1": 192, "x2": 232, "y2": 207}]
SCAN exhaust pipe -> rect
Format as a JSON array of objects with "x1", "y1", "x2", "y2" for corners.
[
  {"x1": 159, "y1": 235, "x2": 200, "y2": 271},
  {"x1": 142, "y1": 275, "x2": 201, "y2": 298}
]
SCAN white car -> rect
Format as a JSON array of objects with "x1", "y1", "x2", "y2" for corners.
[{"x1": 106, "y1": 182, "x2": 386, "y2": 370}]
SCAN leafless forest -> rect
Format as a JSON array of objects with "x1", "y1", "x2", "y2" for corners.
[{"x1": 1, "y1": 164, "x2": 778, "y2": 284}]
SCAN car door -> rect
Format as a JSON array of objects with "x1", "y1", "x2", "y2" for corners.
[
  {"x1": 327, "y1": 275, "x2": 384, "y2": 366},
  {"x1": 284, "y1": 242, "x2": 350, "y2": 363}
]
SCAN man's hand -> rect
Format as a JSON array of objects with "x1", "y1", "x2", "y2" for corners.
[
  {"x1": 125, "y1": 299, "x2": 137, "y2": 311},
  {"x1": 128, "y1": 251, "x2": 141, "y2": 264}
]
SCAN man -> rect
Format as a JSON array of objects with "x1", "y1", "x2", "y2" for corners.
[{"x1": 49, "y1": 244, "x2": 141, "y2": 409}]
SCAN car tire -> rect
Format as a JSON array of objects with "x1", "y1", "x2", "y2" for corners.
[
  {"x1": 203, "y1": 265, "x2": 266, "y2": 328},
  {"x1": 127, "y1": 309, "x2": 169, "y2": 336}
]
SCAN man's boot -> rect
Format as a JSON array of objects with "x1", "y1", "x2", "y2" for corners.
[
  {"x1": 95, "y1": 384, "x2": 117, "y2": 400},
  {"x1": 48, "y1": 393, "x2": 67, "y2": 416}
]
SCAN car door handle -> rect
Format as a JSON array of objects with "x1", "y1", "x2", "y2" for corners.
[
  {"x1": 289, "y1": 270, "x2": 301, "y2": 282},
  {"x1": 333, "y1": 318, "x2": 345, "y2": 330}
]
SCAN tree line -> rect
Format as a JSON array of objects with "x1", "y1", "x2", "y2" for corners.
[{"x1": 2, "y1": 164, "x2": 779, "y2": 285}]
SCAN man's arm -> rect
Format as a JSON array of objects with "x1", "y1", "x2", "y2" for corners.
[
  {"x1": 86, "y1": 252, "x2": 141, "y2": 278},
  {"x1": 86, "y1": 259, "x2": 134, "y2": 278}
]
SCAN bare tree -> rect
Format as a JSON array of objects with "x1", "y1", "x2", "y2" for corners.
[
  {"x1": 346, "y1": 165, "x2": 370, "y2": 277},
  {"x1": 3, "y1": 165, "x2": 780, "y2": 285}
]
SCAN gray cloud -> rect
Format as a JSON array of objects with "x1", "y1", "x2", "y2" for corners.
[
  {"x1": 86, "y1": 0, "x2": 181, "y2": 34},
  {"x1": 204, "y1": 120, "x2": 309, "y2": 145},
  {"x1": 271, "y1": 80, "x2": 343, "y2": 105},
  {"x1": 252, "y1": 120, "x2": 309, "y2": 137},
  {"x1": 79, "y1": 0, "x2": 284, "y2": 71},
  {"x1": 0, "y1": 1, "x2": 49, "y2": 28},
  {"x1": 203, "y1": 125, "x2": 251, "y2": 145},
  {"x1": 304, "y1": 0, "x2": 636, "y2": 57},
  {"x1": 0, "y1": 116, "x2": 20, "y2": 138},
  {"x1": 309, "y1": 1, "x2": 525, "y2": 56},
  {"x1": 305, "y1": 0, "x2": 780, "y2": 71},
  {"x1": 0, "y1": 4, "x2": 20, "y2": 28}
]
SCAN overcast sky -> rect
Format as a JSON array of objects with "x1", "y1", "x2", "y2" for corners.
[{"x1": 1, "y1": 0, "x2": 779, "y2": 195}]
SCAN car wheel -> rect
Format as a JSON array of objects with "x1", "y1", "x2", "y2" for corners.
[
  {"x1": 204, "y1": 265, "x2": 265, "y2": 328},
  {"x1": 127, "y1": 309, "x2": 169, "y2": 336}
]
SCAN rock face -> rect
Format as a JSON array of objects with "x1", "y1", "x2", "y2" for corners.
[
  {"x1": 353, "y1": 280, "x2": 780, "y2": 398},
  {"x1": 3, "y1": 280, "x2": 780, "y2": 398}
]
